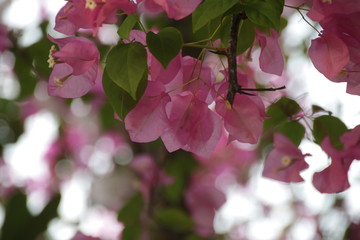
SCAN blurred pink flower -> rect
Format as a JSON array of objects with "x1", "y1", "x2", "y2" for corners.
[
  {"x1": 262, "y1": 133, "x2": 309, "y2": 183},
  {"x1": 185, "y1": 172, "x2": 226, "y2": 237}
]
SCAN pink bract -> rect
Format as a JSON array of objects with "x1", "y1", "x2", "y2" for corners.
[
  {"x1": 215, "y1": 94, "x2": 265, "y2": 144},
  {"x1": 48, "y1": 36, "x2": 99, "y2": 98},
  {"x1": 308, "y1": 30, "x2": 349, "y2": 79},
  {"x1": 313, "y1": 137, "x2": 353, "y2": 193},
  {"x1": 256, "y1": 29, "x2": 284, "y2": 76},
  {"x1": 54, "y1": 0, "x2": 136, "y2": 35},
  {"x1": 138, "y1": 0, "x2": 201, "y2": 20},
  {"x1": 125, "y1": 81, "x2": 171, "y2": 142},
  {"x1": 185, "y1": 172, "x2": 226, "y2": 237},
  {"x1": 161, "y1": 91, "x2": 222, "y2": 158},
  {"x1": 0, "y1": 24, "x2": 11, "y2": 52},
  {"x1": 307, "y1": 0, "x2": 360, "y2": 22},
  {"x1": 262, "y1": 133, "x2": 309, "y2": 183}
]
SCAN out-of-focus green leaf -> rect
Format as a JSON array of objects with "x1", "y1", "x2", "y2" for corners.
[
  {"x1": 277, "y1": 121, "x2": 305, "y2": 146},
  {"x1": 155, "y1": 208, "x2": 194, "y2": 233},
  {"x1": 118, "y1": 193, "x2": 144, "y2": 240},
  {"x1": 118, "y1": 14, "x2": 139, "y2": 40},
  {"x1": 121, "y1": 227, "x2": 141, "y2": 240},
  {"x1": 263, "y1": 97, "x2": 302, "y2": 131},
  {"x1": 147, "y1": 27, "x2": 183, "y2": 68},
  {"x1": 1, "y1": 192, "x2": 60, "y2": 240},
  {"x1": 313, "y1": 115, "x2": 348, "y2": 149},
  {"x1": 102, "y1": 68, "x2": 146, "y2": 120},
  {"x1": 312, "y1": 104, "x2": 329, "y2": 114},
  {"x1": 241, "y1": 0, "x2": 284, "y2": 31},
  {"x1": 192, "y1": 0, "x2": 239, "y2": 32},
  {"x1": 106, "y1": 42, "x2": 148, "y2": 99},
  {"x1": 162, "y1": 152, "x2": 198, "y2": 204},
  {"x1": 118, "y1": 193, "x2": 144, "y2": 225},
  {"x1": 0, "y1": 99, "x2": 23, "y2": 147}
]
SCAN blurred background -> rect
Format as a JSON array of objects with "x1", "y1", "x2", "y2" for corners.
[{"x1": 1, "y1": 0, "x2": 360, "y2": 239}]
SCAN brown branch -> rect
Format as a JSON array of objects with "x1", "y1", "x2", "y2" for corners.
[
  {"x1": 225, "y1": 14, "x2": 286, "y2": 103},
  {"x1": 240, "y1": 86, "x2": 286, "y2": 92},
  {"x1": 225, "y1": 13, "x2": 248, "y2": 105},
  {"x1": 226, "y1": 14, "x2": 243, "y2": 105}
]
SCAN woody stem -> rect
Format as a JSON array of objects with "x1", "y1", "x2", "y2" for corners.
[{"x1": 226, "y1": 13, "x2": 246, "y2": 105}]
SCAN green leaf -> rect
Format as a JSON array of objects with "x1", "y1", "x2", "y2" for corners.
[
  {"x1": 146, "y1": 27, "x2": 183, "y2": 68},
  {"x1": 118, "y1": 193, "x2": 144, "y2": 225},
  {"x1": 102, "y1": 69, "x2": 147, "y2": 120},
  {"x1": 237, "y1": 19, "x2": 255, "y2": 54},
  {"x1": 1, "y1": 192, "x2": 60, "y2": 240},
  {"x1": 106, "y1": 42, "x2": 148, "y2": 99},
  {"x1": 242, "y1": 0, "x2": 284, "y2": 31},
  {"x1": 192, "y1": 0, "x2": 239, "y2": 32},
  {"x1": 121, "y1": 227, "x2": 141, "y2": 240},
  {"x1": 162, "y1": 152, "x2": 198, "y2": 204},
  {"x1": 277, "y1": 121, "x2": 305, "y2": 146},
  {"x1": 313, "y1": 115, "x2": 348, "y2": 149},
  {"x1": 117, "y1": 194, "x2": 144, "y2": 240},
  {"x1": 118, "y1": 14, "x2": 138, "y2": 40},
  {"x1": 263, "y1": 97, "x2": 302, "y2": 131},
  {"x1": 155, "y1": 208, "x2": 194, "y2": 233}
]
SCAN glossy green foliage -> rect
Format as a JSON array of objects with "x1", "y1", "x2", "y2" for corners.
[
  {"x1": 241, "y1": 0, "x2": 284, "y2": 31},
  {"x1": 147, "y1": 27, "x2": 183, "y2": 68},
  {"x1": 102, "y1": 69, "x2": 147, "y2": 120},
  {"x1": 192, "y1": 0, "x2": 239, "y2": 32},
  {"x1": 237, "y1": 19, "x2": 255, "y2": 54},
  {"x1": 118, "y1": 14, "x2": 139, "y2": 40},
  {"x1": 106, "y1": 42, "x2": 148, "y2": 99}
]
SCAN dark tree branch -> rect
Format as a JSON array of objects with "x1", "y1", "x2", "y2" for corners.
[
  {"x1": 225, "y1": 13, "x2": 286, "y2": 104},
  {"x1": 226, "y1": 13, "x2": 244, "y2": 105},
  {"x1": 240, "y1": 86, "x2": 286, "y2": 92}
]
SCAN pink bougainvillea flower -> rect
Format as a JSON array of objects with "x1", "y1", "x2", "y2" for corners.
[
  {"x1": 138, "y1": 0, "x2": 201, "y2": 20},
  {"x1": 130, "y1": 154, "x2": 173, "y2": 200},
  {"x1": 313, "y1": 137, "x2": 353, "y2": 193},
  {"x1": 256, "y1": 29, "x2": 284, "y2": 76},
  {"x1": 307, "y1": 0, "x2": 360, "y2": 22},
  {"x1": 153, "y1": 0, "x2": 202, "y2": 20},
  {"x1": 196, "y1": 129, "x2": 259, "y2": 185},
  {"x1": 0, "y1": 24, "x2": 11, "y2": 52},
  {"x1": 161, "y1": 91, "x2": 222, "y2": 158},
  {"x1": 47, "y1": 36, "x2": 99, "y2": 98},
  {"x1": 55, "y1": 0, "x2": 136, "y2": 35},
  {"x1": 262, "y1": 133, "x2": 309, "y2": 183},
  {"x1": 308, "y1": 30, "x2": 350, "y2": 79},
  {"x1": 125, "y1": 81, "x2": 171, "y2": 142},
  {"x1": 215, "y1": 93, "x2": 266, "y2": 144},
  {"x1": 150, "y1": 52, "x2": 182, "y2": 84},
  {"x1": 185, "y1": 172, "x2": 226, "y2": 237},
  {"x1": 180, "y1": 56, "x2": 217, "y2": 104}
]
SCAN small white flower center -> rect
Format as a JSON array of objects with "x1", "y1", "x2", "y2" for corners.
[
  {"x1": 85, "y1": 0, "x2": 97, "y2": 10},
  {"x1": 281, "y1": 156, "x2": 292, "y2": 167}
]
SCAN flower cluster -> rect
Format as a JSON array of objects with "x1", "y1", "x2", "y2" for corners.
[{"x1": 308, "y1": 0, "x2": 360, "y2": 95}]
